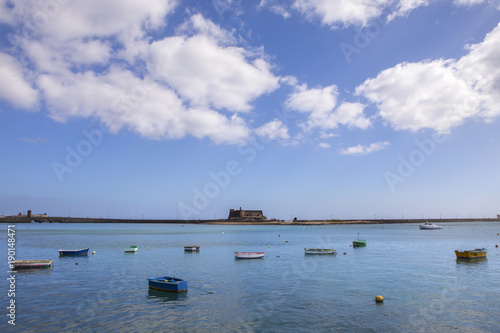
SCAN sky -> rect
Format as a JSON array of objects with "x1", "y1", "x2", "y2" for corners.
[{"x1": 1, "y1": 0, "x2": 500, "y2": 220}]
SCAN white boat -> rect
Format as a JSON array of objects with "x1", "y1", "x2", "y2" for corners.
[
  {"x1": 304, "y1": 248, "x2": 336, "y2": 255},
  {"x1": 234, "y1": 252, "x2": 265, "y2": 259},
  {"x1": 419, "y1": 222, "x2": 442, "y2": 230},
  {"x1": 13, "y1": 260, "x2": 53, "y2": 269},
  {"x1": 184, "y1": 245, "x2": 200, "y2": 251}
]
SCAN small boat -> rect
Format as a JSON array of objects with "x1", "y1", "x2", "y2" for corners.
[
  {"x1": 184, "y1": 245, "x2": 200, "y2": 251},
  {"x1": 419, "y1": 222, "x2": 442, "y2": 230},
  {"x1": 455, "y1": 248, "x2": 487, "y2": 259},
  {"x1": 234, "y1": 252, "x2": 265, "y2": 259},
  {"x1": 147, "y1": 276, "x2": 188, "y2": 293},
  {"x1": 13, "y1": 260, "x2": 53, "y2": 269},
  {"x1": 59, "y1": 248, "x2": 89, "y2": 256},
  {"x1": 124, "y1": 245, "x2": 138, "y2": 253},
  {"x1": 353, "y1": 233, "x2": 366, "y2": 247},
  {"x1": 304, "y1": 248, "x2": 336, "y2": 255}
]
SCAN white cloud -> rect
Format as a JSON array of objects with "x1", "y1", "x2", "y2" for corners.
[
  {"x1": 318, "y1": 142, "x2": 331, "y2": 148},
  {"x1": 1, "y1": 0, "x2": 282, "y2": 145},
  {"x1": 285, "y1": 84, "x2": 338, "y2": 114},
  {"x1": 0, "y1": 52, "x2": 39, "y2": 109},
  {"x1": 356, "y1": 23, "x2": 500, "y2": 133},
  {"x1": 285, "y1": 84, "x2": 370, "y2": 131},
  {"x1": 456, "y1": 22, "x2": 500, "y2": 119},
  {"x1": 37, "y1": 67, "x2": 249, "y2": 144},
  {"x1": 148, "y1": 33, "x2": 280, "y2": 112},
  {"x1": 292, "y1": 0, "x2": 391, "y2": 27},
  {"x1": 340, "y1": 141, "x2": 389, "y2": 155},
  {"x1": 356, "y1": 60, "x2": 481, "y2": 133},
  {"x1": 255, "y1": 119, "x2": 290, "y2": 140}
]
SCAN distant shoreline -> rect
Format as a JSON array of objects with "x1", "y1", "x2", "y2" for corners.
[{"x1": 1, "y1": 216, "x2": 499, "y2": 225}]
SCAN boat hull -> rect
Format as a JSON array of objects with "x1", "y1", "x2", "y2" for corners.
[
  {"x1": 455, "y1": 249, "x2": 487, "y2": 259},
  {"x1": 59, "y1": 248, "x2": 89, "y2": 256},
  {"x1": 184, "y1": 245, "x2": 200, "y2": 251},
  {"x1": 304, "y1": 248, "x2": 336, "y2": 254},
  {"x1": 148, "y1": 277, "x2": 188, "y2": 293},
  {"x1": 124, "y1": 246, "x2": 138, "y2": 253},
  {"x1": 352, "y1": 241, "x2": 366, "y2": 247},
  {"x1": 419, "y1": 223, "x2": 442, "y2": 230},
  {"x1": 234, "y1": 252, "x2": 265, "y2": 259},
  {"x1": 13, "y1": 260, "x2": 53, "y2": 269}
]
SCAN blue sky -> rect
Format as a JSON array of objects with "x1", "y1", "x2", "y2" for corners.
[{"x1": 1, "y1": 0, "x2": 500, "y2": 220}]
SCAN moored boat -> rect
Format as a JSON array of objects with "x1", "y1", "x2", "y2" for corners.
[
  {"x1": 234, "y1": 252, "x2": 265, "y2": 259},
  {"x1": 455, "y1": 248, "x2": 487, "y2": 259},
  {"x1": 147, "y1": 276, "x2": 188, "y2": 293},
  {"x1": 59, "y1": 248, "x2": 89, "y2": 256},
  {"x1": 184, "y1": 245, "x2": 200, "y2": 251},
  {"x1": 13, "y1": 260, "x2": 53, "y2": 269},
  {"x1": 304, "y1": 248, "x2": 336, "y2": 255},
  {"x1": 353, "y1": 233, "x2": 366, "y2": 247},
  {"x1": 419, "y1": 222, "x2": 442, "y2": 230},
  {"x1": 124, "y1": 245, "x2": 138, "y2": 253}
]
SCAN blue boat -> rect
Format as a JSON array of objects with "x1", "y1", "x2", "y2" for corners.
[
  {"x1": 58, "y1": 248, "x2": 89, "y2": 256},
  {"x1": 148, "y1": 276, "x2": 188, "y2": 293}
]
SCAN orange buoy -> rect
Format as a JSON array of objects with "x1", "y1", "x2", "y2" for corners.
[{"x1": 375, "y1": 295, "x2": 384, "y2": 303}]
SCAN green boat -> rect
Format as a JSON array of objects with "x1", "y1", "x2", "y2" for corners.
[
  {"x1": 124, "y1": 245, "x2": 138, "y2": 253},
  {"x1": 353, "y1": 233, "x2": 366, "y2": 247}
]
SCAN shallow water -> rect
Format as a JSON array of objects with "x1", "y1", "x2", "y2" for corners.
[{"x1": 1, "y1": 222, "x2": 500, "y2": 332}]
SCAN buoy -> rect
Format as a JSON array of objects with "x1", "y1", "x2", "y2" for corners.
[
  {"x1": 268, "y1": 245, "x2": 270, "y2": 248},
  {"x1": 278, "y1": 234, "x2": 280, "y2": 237},
  {"x1": 222, "y1": 232, "x2": 224, "y2": 234},
  {"x1": 147, "y1": 247, "x2": 149, "y2": 250},
  {"x1": 75, "y1": 263, "x2": 78, "y2": 265},
  {"x1": 496, "y1": 244, "x2": 498, "y2": 248},
  {"x1": 92, "y1": 251, "x2": 95, "y2": 255},
  {"x1": 375, "y1": 295, "x2": 384, "y2": 303},
  {"x1": 497, "y1": 233, "x2": 499, "y2": 235},
  {"x1": 343, "y1": 252, "x2": 346, "y2": 255}
]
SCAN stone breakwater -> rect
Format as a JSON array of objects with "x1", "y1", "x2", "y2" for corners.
[{"x1": 1, "y1": 216, "x2": 499, "y2": 225}]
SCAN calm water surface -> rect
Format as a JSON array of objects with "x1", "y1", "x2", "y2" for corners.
[{"x1": 1, "y1": 222, "x2": 500, "y2": 332}]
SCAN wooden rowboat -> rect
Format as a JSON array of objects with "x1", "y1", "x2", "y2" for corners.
[
  {"x1": 148, "y1": 276, "x2": 188, "y2": 293},
  {"x1": 304, "y1": 248, "x2": 336, "y2": 255},
  {"x1": 59, "y1": 248, "x2": 89, "y2": 256},
  {"x1": 234, "y1": 252, "x2": 265, "y2": 259},
  {"x1": 13, "y1": 260, "x2": 53, "y2": 269},
  {"x1": 455, "y1": 248, "x2": 487, "y2": 259}
]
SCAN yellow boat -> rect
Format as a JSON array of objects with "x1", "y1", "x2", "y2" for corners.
[{"x1": 455, "y1": 248, "x2": 487, "y2": 259}]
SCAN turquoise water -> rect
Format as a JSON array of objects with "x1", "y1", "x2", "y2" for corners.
[{"x1": 1, "y1": 222, "x2": 500, "y2": 332}]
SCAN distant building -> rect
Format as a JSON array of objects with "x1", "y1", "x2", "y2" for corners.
[
  {"x1": 497, "y1": 214, "x2": 500, "y2": 219},
  {"x1": 228, "y1": 207, "x2": 266, "y2": 221}
]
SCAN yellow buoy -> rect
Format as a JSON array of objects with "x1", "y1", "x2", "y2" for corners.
[
  {"x1": 375, "y1": 295, "x2": 384, "y2": 303},
  {"x1": 268, "y1": 245, "x2": 270, "y2": 248},
  {"x1": 92, "y1": 251, "x2": 95, "y2": 255}
]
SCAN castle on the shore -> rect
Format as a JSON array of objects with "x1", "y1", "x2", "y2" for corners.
[{"x1": 228, "y1": 207, "x2": 266, "y2": 221}]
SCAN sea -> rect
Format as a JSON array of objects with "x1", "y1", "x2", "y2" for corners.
[{"x1": 1, "y1": 222, "x2": 500, "y2": 333}]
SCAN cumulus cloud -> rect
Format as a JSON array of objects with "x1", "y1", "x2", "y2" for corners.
[
  {"x1": 0, "y1": 52, "x2": 39, "y2": 109},
  {"x1": 356, "y1": 23, "x2": 500, "y2": 133},
  {"x1": 148, "y1": 33, "x2": 279, "y2": 112},
  {"x1": 0, "y1": 1, "x2": 282, "y2": 145},
  {"x1": 255, "y1": 119, "x2": 290, "y2": 141},
  {"x1": 339, "y1": 141, "x2": 390, "y2": 155},
  {"x1": 292, "y1": 0, "x2": 391, "y2": 27},
  {"x1": 285, "y1": 84, "x2": 370, "y2": 131}
]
